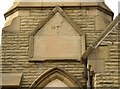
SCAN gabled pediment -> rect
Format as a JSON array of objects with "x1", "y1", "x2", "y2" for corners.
[
  {"x1": 35, "y1": 12, "x2": 79, "y2": 36},
  {"x1": 31, "y1": 6, "x2": 84, "y2": 36},
  {"x1": 29, "y1": 6, "x2": 85, "y2": 61}
]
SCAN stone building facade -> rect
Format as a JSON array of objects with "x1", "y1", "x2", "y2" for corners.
[{"x1": 1, "y1": 0, "x2": 120, "y2": 89}]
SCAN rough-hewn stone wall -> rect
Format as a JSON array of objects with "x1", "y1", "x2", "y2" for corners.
[
  {"x1": 2, "y1": 7, "x2": 86, "y2": 88},
  {"x1": 94, "y1": 27, "x2": 119, "y2": 88},
  {"x1": 2, "y1": 6, "x2": 117, "y2": 88}
]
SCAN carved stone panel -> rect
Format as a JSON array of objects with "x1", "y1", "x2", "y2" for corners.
[{"x1": 33, "y1": 12, "x2": 84, "y2": 60}]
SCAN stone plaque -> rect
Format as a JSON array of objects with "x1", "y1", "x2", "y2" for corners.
[{"x1": 33, "y1": 12, "x2": 84, "y2": 60}]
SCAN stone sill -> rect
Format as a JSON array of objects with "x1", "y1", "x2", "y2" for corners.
[{"x1": 29, "y1": 58, "x2": 80, "y2": 62}]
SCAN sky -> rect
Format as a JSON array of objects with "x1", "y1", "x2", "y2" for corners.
[{"x1": 0, "y1": 0, "x2": 119, "y2": 44}]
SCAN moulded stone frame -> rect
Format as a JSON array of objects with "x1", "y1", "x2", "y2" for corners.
[{"x1": 28, "y1": 6, "x2": 85, "y2": 61}]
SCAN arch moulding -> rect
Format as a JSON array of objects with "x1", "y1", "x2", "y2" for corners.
[{"x1": 29, "y1": 67, "x2": 83, "y2": 89}]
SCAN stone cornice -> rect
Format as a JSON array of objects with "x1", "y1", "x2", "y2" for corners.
[{"x1": 4, "y1": 2, "x2": 113, "y2": 18}]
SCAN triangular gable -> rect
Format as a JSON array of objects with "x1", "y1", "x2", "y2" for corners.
[
  {"x1": 30, "y1": 6, "x2": 84, "y2": 36},
  {"x1": 81, "y1": 14, "x2": 120, "y2": 62}
]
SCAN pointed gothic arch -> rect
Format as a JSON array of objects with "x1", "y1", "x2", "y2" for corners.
[{"x1": 29, "y1": 67, "x2": 83, "y2": 89}]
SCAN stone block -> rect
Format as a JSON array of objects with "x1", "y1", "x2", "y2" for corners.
[{"x1": 87, "y1": 9, "x2": 98, "y2": 16}]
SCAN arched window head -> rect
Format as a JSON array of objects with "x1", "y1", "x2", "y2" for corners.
[{"x1": 29, "y1": 67, "x2": 83, "y2": 89}]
